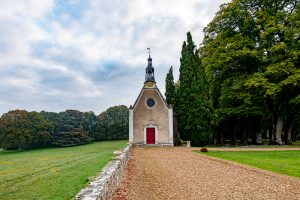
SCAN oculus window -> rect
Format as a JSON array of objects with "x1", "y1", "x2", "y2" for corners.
[{"x1": 145, "y1": 97, "x2": 156, "y2": 108}]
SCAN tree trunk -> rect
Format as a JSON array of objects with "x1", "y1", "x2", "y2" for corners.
[
  {"x1": 213, "y1": 130, "x2": 217, "y2": 145},
  {"x1": 256, "y1": 131, "x2": 263, "y2": 145},
  {"x1": 273, "y1": 116, "x2": 283, "y2": 145},
  {"x1": 251, "y1": 131, "x2": 256, "y2": 145},
  {"x1": 217, "y1": 128, "x2": 225, "y2": 145},
  {"x1": 215, "y1": 126, "x2": 224, "y2": 145},
  {"x1": 241, "y1": 129, "x2": 247, "y2": 145},
  {"x1": 268, "y1": 126, "x2": 273, "y2": 145},
  {"x1": 220, "y1": 131, "x2": 224, "y2": 145},
  {"x1": 286, "y1": 119, "x2": 294, "y2": 145},
  {"x1": 231, "y1": 127, "x2": 236, "y2": 145}
]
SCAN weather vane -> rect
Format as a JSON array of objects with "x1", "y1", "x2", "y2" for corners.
[{"x1": 147, "y1": 47, "x2": 151, "y2": 57}]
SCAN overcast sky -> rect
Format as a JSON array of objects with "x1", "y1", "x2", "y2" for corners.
[{"x1": 0, "y1": 0, "x2": 230, "y2": 115}]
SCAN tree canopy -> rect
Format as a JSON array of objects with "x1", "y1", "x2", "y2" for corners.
[
  {"x1": 0, "y1": 106, "x2": 129, "y2": 150},
  {"x1": 200, "y1": 0, "x2": 300, "y2": 145},
  {"x1": 95, "y1": 105, "x2": 129, "y2": 141},
  {"x1": 0, "y1": 110, "x2": 53, "y2": 150}
]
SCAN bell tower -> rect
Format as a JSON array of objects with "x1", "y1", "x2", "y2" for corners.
[{"x1": 145, "y1": 48, "x2": 155, "y2": 83}]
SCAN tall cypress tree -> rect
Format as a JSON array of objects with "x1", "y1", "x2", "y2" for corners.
[
  {"x1": 165, "y1": 66, "x2": 175, "y2": 105},
  {"x1": 177, "y1": 32, "x2": 213, "y2": 146}
]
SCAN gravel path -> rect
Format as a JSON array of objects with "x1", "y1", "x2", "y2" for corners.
[{"x1": 112, "y1": 147, "x2": 300, "y2": 200}]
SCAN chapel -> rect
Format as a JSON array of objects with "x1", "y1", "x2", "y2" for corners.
[{"x1": 129, "y1": 53, "x2": 174, "y2": 146}]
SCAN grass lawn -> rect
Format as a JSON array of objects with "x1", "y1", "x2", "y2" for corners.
[
  {"x1": 204, "y1": 140, "x2": 300, "y2": 148},
  {"x1": 201, "y1": 150, "x2": 300, "y2": 178},
  {"x1": 0, "y1": 140, "x2": 127, "y2": 200}
]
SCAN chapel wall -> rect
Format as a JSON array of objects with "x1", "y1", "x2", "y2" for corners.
[{"x1": 133, "y1": 88, "x2": 169, "y2": 144}]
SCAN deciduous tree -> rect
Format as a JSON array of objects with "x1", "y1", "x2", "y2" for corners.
[
  {"x1": 28, "y1": 111, "x2": 53, "y2": 148},
  {"x1": 201, "y1": 0, "x2": 300, "y2": 145},
  {"x1": 95, "y1": 105, "x2": 129, "y2": 141},
  {"x1": 0, "y1": 110, "x2": 32, "y2": 150}
]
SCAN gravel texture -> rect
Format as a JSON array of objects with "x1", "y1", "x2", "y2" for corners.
[{"x1": 112, "y1": 147, "x2": 300, "y2": 200}]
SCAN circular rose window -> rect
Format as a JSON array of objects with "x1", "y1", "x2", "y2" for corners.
[{"x1": 145, "y1": 97, "x2": 156, "y2": 108}]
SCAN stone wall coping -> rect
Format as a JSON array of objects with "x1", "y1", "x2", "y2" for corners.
[{"x1": 74, "y1": 144, "x2": 132, "y2": 200}]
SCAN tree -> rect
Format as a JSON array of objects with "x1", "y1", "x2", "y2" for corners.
[
  {"x1": 52, "y1": 110, "x2": 92, "y2": 147},
  {"x1": 0, "y1": 110, "x2": 32, "y2": 150},
  {"x1": 28, "y1": 111, "x2": 53, "y2": 148},
  {"x1": 40, "y1": 111, "x2": 61, "y2": 133},
  {"x1": 95, "y1": 105, "x2": 129, "y2": 141},
  {"x1": 82, "y1": 111, "x2": 97, "y2": 138},
  {"x1": 201, "y1": 0, "x2": 300, "y2": 145},
  {"x1": 176, "y1": 32, "x2": 214, "y2": 146},
  {"x1": 165, "y1": 66, "x2": 176, "y2": 105}
]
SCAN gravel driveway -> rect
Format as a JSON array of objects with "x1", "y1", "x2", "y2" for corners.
[{"x1": 112, "y1": 147, "x2": 300, "y2": 200}]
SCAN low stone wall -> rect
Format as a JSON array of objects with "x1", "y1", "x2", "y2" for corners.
[{"x1": 74, "y1": 144, "x2": 132, "y2": 200}]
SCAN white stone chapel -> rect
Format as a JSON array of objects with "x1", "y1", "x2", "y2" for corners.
[{"x1": 129, "y1": 52, "x2": 174, "y2": 146}]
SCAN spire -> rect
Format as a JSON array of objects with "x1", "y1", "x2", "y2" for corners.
[
  {"x1": 145, "y1": 48, "x2": 155, "y2": 83},
  {"x1": 147, "y1": 47, "x2": 151, "y2": 58}
]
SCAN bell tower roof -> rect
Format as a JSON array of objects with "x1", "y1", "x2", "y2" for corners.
[{"x1": 145, "y1": 48, "x2": 155, "y2": 83}]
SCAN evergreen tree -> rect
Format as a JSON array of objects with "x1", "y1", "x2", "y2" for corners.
[
  {"x1": 165, "y1": 66, "x2": 175, "y2": 105},
  {"x1": 177, "y1": 32, "x2": 213, "y2": 146},
  {"x1": 52, "y1": 110, "x2": 92, "y2": 147}
]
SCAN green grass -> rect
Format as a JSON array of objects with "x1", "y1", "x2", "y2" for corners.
[
  {"x1": 204, "y1": 140, "x2": 300, "y2": 148},
  {"x1": 0, "y1": 140, "x2": 127, "y2": 200},
  {"x1": 201, "y1": 150, "x2": 300, "y2": 178}
]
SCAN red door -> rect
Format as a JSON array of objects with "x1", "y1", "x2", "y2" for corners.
[{"x1": 146, "y1": 128, "x2": 155, "y2": 144}]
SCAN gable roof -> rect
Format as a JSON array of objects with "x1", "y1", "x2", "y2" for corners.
[{"x1": 132, "y1": 86, "x2": 170, "y2": 110}]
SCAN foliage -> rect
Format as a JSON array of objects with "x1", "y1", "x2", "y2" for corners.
[
  {"x1": 95, "y1": 105, "x2": 129, "y2": 141},
  {"x1": 0, "y1": 106, "x2": 129, "y2": 150},
  {"x1": 201, "y1": 0, "x2": 300, "y2": 145},
  {"x1": 0, "y1": 141, "x2": 127, "y2": 200},
  {"x1": 0, "y1": 110, "x2": 31, "y2": 150},
  {"x1": 175, "y1": 32, "x2": 214, "y2": 146},
  {"x1": 82, "y1": 111, "x2": 97, "y2": 138},
  {"x1": 165, "y1": 66, "x2": 176, "y2": 105},
  {"x1": 203, "y1": 150, "x2": 300, "y2": 178},
  {"x1": 0, "y1": 110, "x2": 52, "y2": 150},
  {"x1": 40, "y1": 111, "x2": 61, "y2": 133},
  {"x1": 28, "y1": 111, "x2": 53, "y2": 148},
  {"x1": 52, "y1": 110, "x2": 92, "y2": 147}
]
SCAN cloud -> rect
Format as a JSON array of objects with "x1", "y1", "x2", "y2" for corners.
[{"x1": 0, "y1": 0, "x2": 231, "y2": 115}]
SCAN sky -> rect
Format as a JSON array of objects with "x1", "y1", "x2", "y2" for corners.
[{"x1": 0, "y1": 0, "x2": 230, "y2": 115}]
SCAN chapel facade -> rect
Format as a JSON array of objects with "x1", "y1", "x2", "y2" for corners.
[{"x1": 129, "y1": 54, "x2": 174, "y2": 146}]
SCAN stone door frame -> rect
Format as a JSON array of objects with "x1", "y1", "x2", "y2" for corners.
[{"x1": 144, "y1": 125, "x2": 158, "y2": 144}]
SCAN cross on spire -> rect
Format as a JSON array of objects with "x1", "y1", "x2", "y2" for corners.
[{"x1": 147, "y1": 47, "x2": 151, "y2": 57}]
